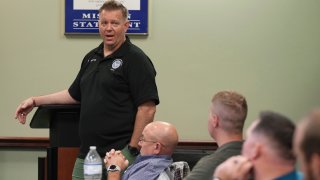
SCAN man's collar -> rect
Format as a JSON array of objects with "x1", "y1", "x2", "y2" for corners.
[{"x1": 95, "y1": 36, "x2": 131, "y2": 58}]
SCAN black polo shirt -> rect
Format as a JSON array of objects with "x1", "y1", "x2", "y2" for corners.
[{"x1": 69, "y1": 37, "x2": 159, "y2": 158}]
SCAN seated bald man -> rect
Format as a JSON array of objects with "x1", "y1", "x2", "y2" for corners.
[{"x1": 104, "y1": 121, "x2": 179, "y2": 180}]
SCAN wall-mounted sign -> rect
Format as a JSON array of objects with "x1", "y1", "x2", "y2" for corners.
[{"x1": 65, "y1": 0, "x2": 148, "y2": 35}]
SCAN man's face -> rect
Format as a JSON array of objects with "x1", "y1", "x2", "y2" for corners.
[
  {"x1": 207, "y1": 109, "x2": 215, "y2": 138},
  {"x1": 242, "y1": 120, "x2": 259, "y2": 159},
  {"x1": 98, "y1": 9, "x2": 129, "y2": 50},
  {"x1": 207, "y1": 104, "x2": 219, "y2": 139},
  {"x1": 138, "y1": 126, "x2": 157, "y2": 156},
  {"x1": 294, "y1": 120, "x2": 317, "y2": 180}
]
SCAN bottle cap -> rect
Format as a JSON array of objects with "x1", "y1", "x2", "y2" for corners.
[{"x1": 89, "y1": 146, "x2": 96, "y2": 150}]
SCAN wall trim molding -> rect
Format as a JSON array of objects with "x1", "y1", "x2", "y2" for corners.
[
  {"x1": 0, "y1": 136, "x2": 218, "y2": 150},
  {"x1": 0, "y1": 136, "x2": 49, "y2": 149}
]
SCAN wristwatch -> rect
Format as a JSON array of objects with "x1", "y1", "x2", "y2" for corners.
[
  {"x1": 128, "y1": 145, "x2": 140, "y2": 156},
  {"x1": 107, "y1": 164, "x2": 121, "y2": 173}
]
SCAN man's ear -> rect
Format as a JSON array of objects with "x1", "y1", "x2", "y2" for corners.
[
  {"x1": 123, "y1": 20, "x2": 130, "y2": 31},
  {"x1": 250, "y1": 143, "x2": 261, "y2": 160},
  {"x1": 210, "y1": 113, "x2": 219, "y2": 128},
  {"x1": 153, "y1": 143, "x2": 161, "y2": 154}
]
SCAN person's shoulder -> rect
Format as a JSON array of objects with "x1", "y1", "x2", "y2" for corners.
[
  {"x1": 205, "y1": 151, "x2": 229, "y2": 163},
  {"x1": 215, "y1": 145, "x2": 242, "y2": 159},
  {"x1": 199, "y1": 153, "x2": 216, "y2": 162},
  {"x1": 296, "y1": 171, "x2": 304, "y2": 180},
  {"x1": 124, "y1": 44, "x2": 154, "y2": 68},
  {"x1": 80, "y1": 43, "x2": 103, "y2": 65},
  {"x1": 85, "y1": 43, "x2": 102, "y2": 57},
  {"x1": 185, "y1": 154, "x2": 217, "y2": 180},
  {"x1": 191, "y1": 153, "x2": 217, "y2": 169},
  {"x1": 218, "y1": 141, "x2": 243, "y2": 151},
  {"x1": 198, "y1": 143, "x2": 241, "y2": 166},
  {"x1": 126, "y1": 42, "x2": 148, "y2": 58}
]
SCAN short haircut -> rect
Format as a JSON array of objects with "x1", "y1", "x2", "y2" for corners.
[
  {"x1": 301, "y1": 108, "x2": 320, "y2": 162},
  {"x1": 211, "y1": 91, "x2": 248, "y2": 134},
  {"x1": 253, "y1": 111, "x2": 296, "y2": 161},
  {"x1": 99, "y1": 0, "x2": 128, "y2": 20}
]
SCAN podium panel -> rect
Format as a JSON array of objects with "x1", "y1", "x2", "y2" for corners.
[
  {"x1": 50, "y1": 111, "x2": 80, "y2": 147},
  {"x1": 57, "y1": 148, "x2": 79, "y2": 180},
  {"x1": 31, "y1": 105, "x2": 81, "y2": 180}
]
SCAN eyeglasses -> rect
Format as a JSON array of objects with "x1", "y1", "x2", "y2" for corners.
[
  {"x1": 139, "y1": 136, "x2": 166, "y2": 147},
  {"x1": 139, "y1": 137, "x2": 157, "y2": 144}
]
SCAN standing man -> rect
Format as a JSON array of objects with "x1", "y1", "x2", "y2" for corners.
[
  {"x1": 15, "y1": 0, "x2": 159, "y2": 179},
  {"x1": 185, "y1": 90, "x2": 248, "y2": 180}
]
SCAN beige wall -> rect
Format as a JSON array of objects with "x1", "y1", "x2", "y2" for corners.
[
  {"x1": 0, "y1": 149, "x2": 46, "y2": 180},
  {"x1": 1, "y1": 0, "x2": 320, "y2": 179}
]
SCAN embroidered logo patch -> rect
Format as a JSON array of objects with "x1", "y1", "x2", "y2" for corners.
[
  {"x1": 111, "y1": 59, "x2": 123, "y2": 70},
  {"x1": 87, "y1": 58, "x2": 96, "y2": 63}
]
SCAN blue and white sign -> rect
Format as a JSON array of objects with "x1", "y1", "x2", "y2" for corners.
[{"x1": 65, "y1": 0, "x2": 148, "y2": 35}]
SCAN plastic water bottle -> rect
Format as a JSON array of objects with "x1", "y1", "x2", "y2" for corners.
[{"x1": 84, "y1": 146, "x2": 102, "y2": 180}]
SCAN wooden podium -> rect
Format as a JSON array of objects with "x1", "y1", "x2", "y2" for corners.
[{"x1": 30, "y1": 105, "x2": 81, "y2": 180}]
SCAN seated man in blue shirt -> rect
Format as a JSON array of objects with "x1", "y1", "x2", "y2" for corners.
[{"x1": 104, "y1": 121, "x2": 179, "y2": 180}]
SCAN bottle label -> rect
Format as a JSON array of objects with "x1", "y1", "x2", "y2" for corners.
[{"x1": 84, "y1": 164, "x2": 102, "y2": 175}]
